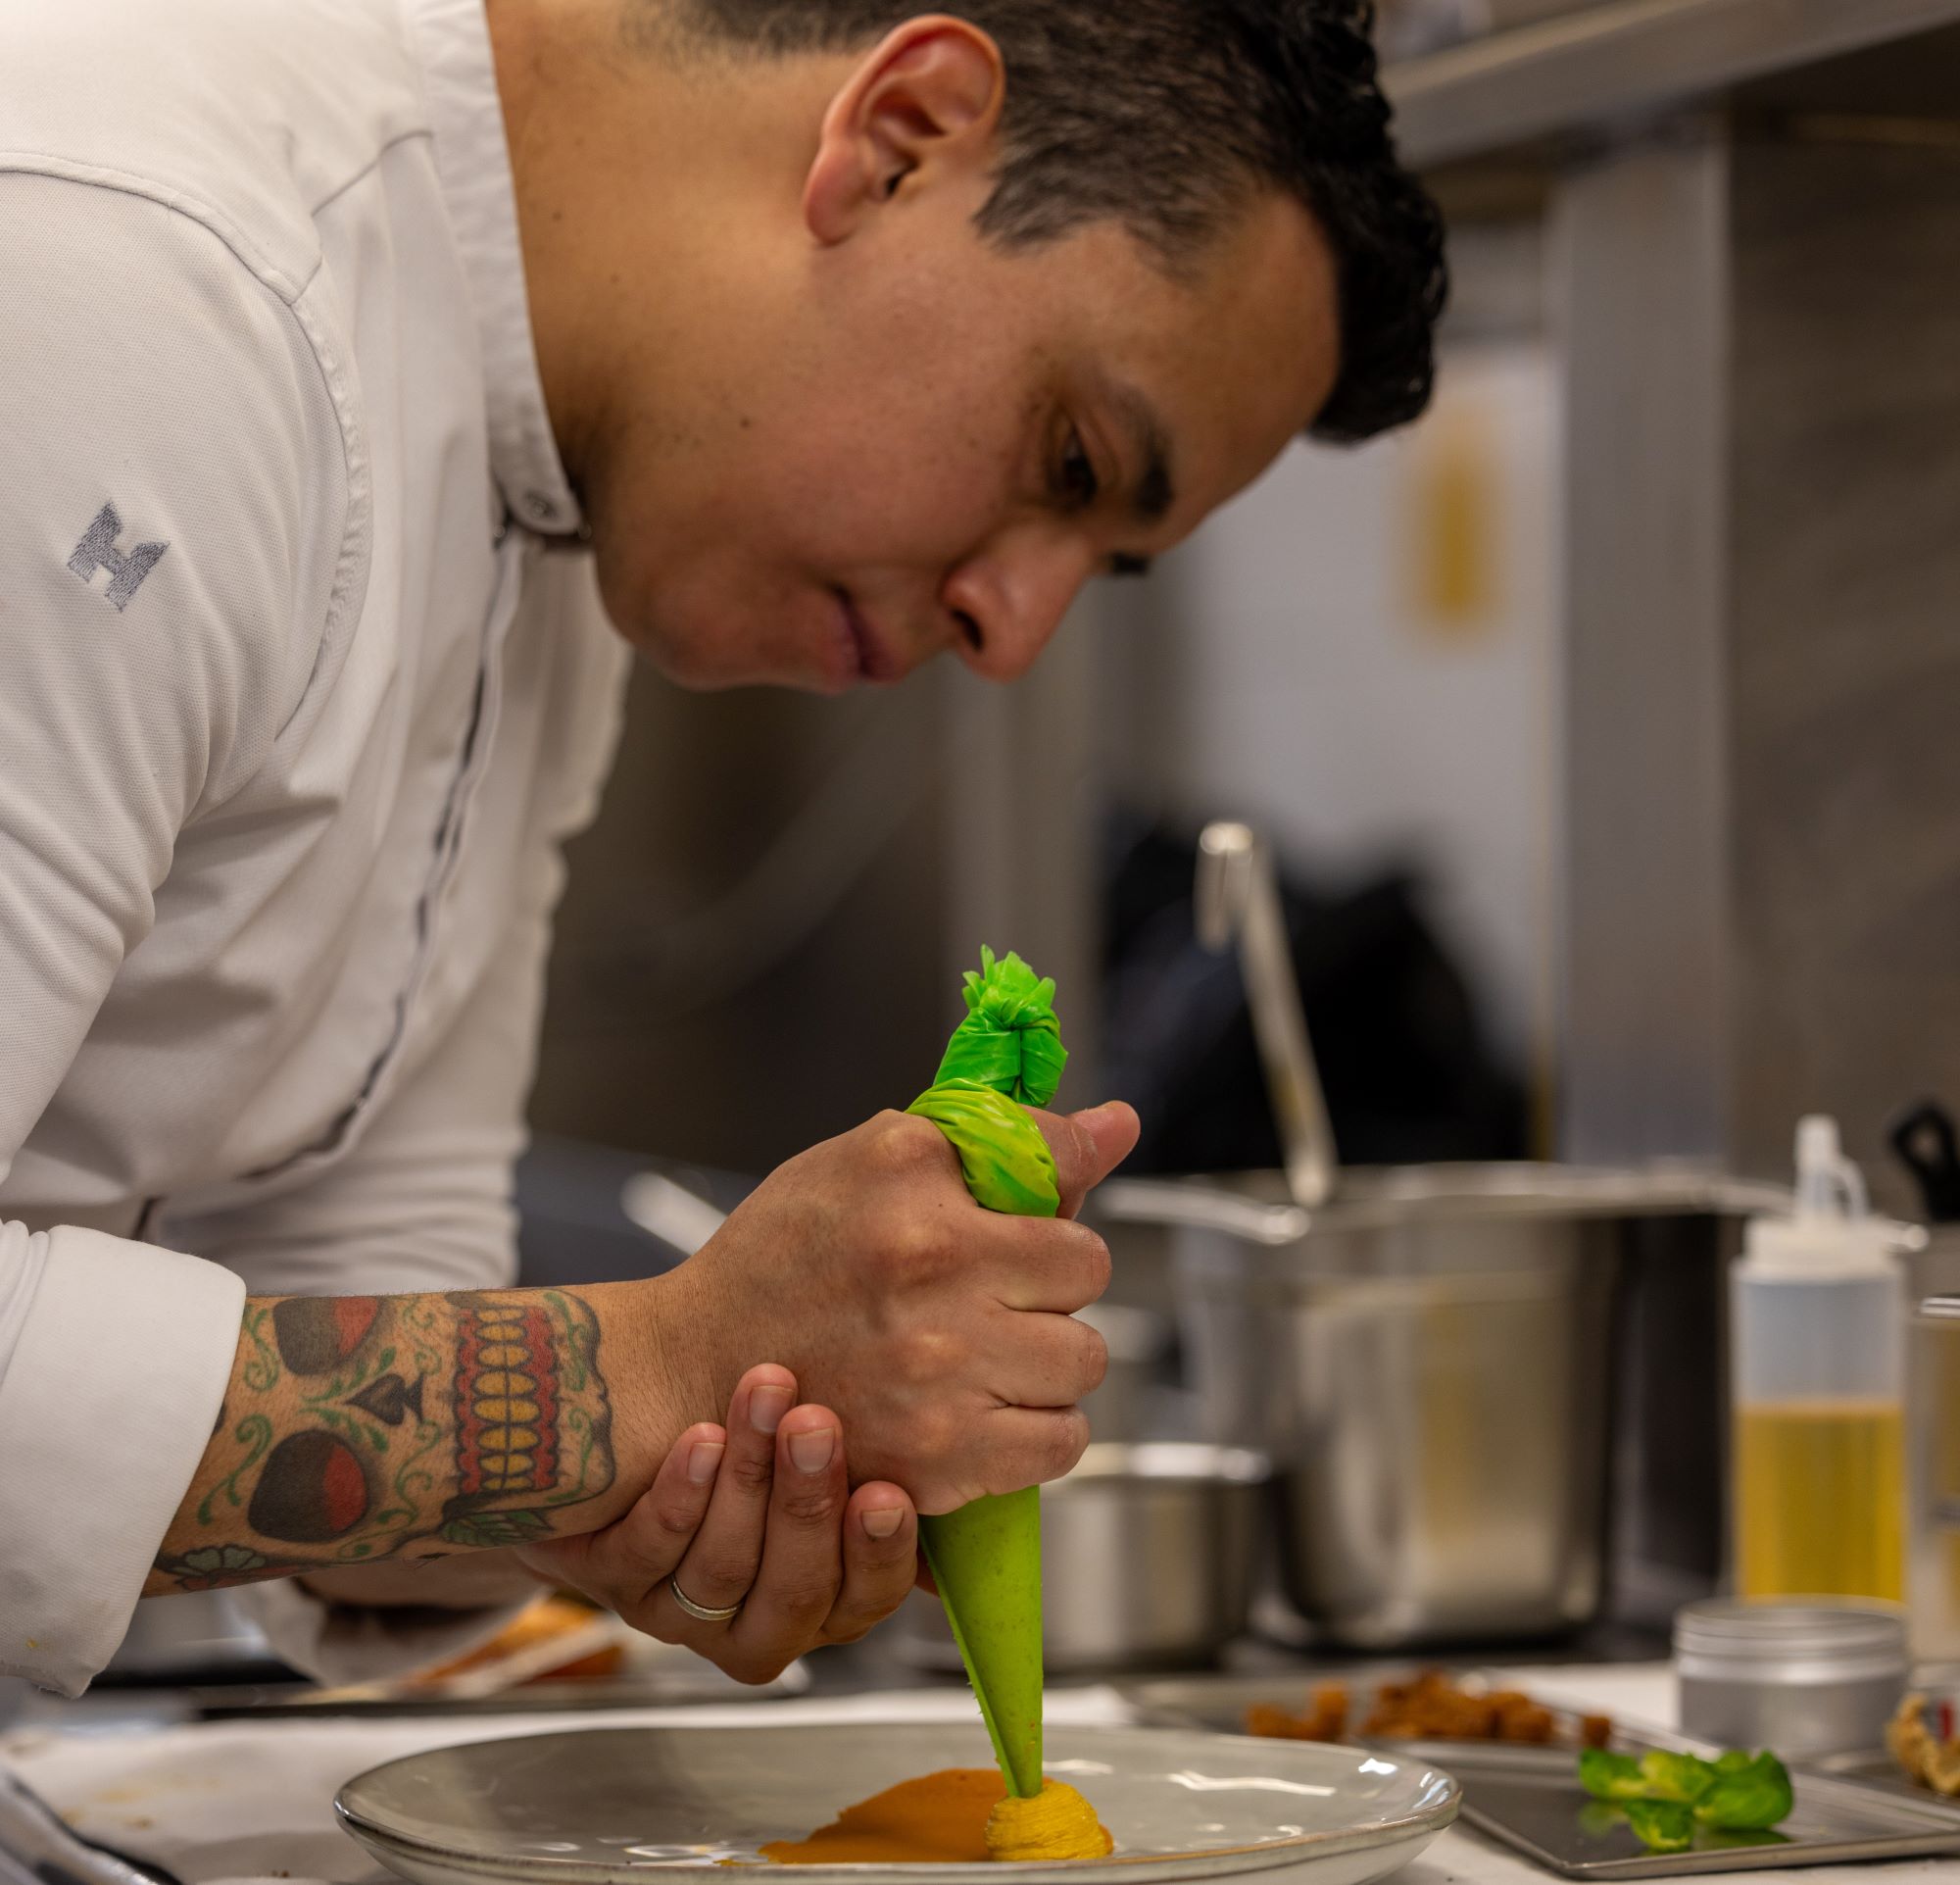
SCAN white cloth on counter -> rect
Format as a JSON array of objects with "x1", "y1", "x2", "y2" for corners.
[
  {"x1": 0, "y1": 0, "x2": 629, "y2": 1697},
  {"x1": 227, "y1": 1577, "x2": 541, "y2": 1699},
  {"x1": 4, "y1": 1672, "x2": 1953, "y2": 1885}
]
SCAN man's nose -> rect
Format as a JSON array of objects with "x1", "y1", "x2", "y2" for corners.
[{"x1": 940, "y1": 531, "x2": 1099, "y2": 684}]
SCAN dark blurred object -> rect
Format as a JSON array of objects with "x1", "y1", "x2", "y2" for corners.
[
  {"x1": 1101, "y1": 818, "x2": 1528, "y2": 1172},
  {"x1": 516, "y1": 1135, "x2": 753, "y2": 1287},
  {"x1": 1891, "y1": 1100, "x2": 1960, "y2": 1224},
  {"x1": 1377, "y1": 0, "x2": 1488, "y2": 61},
  {"x1": 100, "y1": 1590, "x2": 287, "y2": 1688}
]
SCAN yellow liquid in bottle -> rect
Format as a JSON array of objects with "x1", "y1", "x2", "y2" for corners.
[{"x1": 1735, "y1": 1399, "x2": 1904, "y2": 1602}]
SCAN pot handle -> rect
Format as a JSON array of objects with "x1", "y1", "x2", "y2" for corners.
[{"x1": 1196, "y1": 821, "x2": 1338, "y2": 1211}]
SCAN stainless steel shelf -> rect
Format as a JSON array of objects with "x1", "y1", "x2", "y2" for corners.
[{"x1": 1386, "y1": 0, "x2": 1960, "y2": 167}]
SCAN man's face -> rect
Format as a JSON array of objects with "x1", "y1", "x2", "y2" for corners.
[{"x1": 562, "y1": 40, "x2": 1340, "y2": 693}]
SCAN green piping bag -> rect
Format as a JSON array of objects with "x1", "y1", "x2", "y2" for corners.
[{"x1": 907, "y1": 948, "x2": 1065, "y2": 1800}]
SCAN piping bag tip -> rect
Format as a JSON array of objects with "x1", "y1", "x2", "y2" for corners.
[{"x1": 920, "y1": 1487, "x2": 1045, "y2": 1799}]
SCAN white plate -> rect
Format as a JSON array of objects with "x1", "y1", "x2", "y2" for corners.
[{"x1": 336, "y1": 1723, "x2": 1457, "y2": 1885}]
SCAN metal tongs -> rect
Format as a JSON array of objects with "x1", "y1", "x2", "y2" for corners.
[{"x1": 1195, "y1": 820, "x2": 1338, "y2": 1210}]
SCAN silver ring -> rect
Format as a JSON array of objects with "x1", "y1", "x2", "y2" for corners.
[{"x1": 668, "y1": 1574, "x2": 743, "y2": 1624}]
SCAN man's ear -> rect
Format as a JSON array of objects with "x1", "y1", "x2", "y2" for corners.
[{"x1": 803, "y1": 16, "x2": 1004, "y2": 244}]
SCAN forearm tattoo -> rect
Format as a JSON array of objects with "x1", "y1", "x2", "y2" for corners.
[{"x1": 148, "y1": 1290, "x2": 614, "y2": 1592}]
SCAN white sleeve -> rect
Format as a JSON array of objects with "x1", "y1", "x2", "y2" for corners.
[
  {"x1": 181, "y1": 839, "x2": 568, "y2": 1681},
  {"x1": 0, "y1": 173, "x2": 333, "y2": 1698}
]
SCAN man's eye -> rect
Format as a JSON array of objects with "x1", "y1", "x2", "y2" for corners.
[{"x1": 1058, "y1": 429, "x2": 1101, "y2": 509}]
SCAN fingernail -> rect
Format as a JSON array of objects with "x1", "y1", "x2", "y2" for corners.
[
  {"x1": 788, "y1": 1425, "x2": 836, "y2": 1473},
  {"x1": 861, "y1": 1505, "x2": 904, "y2": 1539},
  {"x1": 750, "y1": 1384, "x2": 793, "y2": 1435},
  {"x1": 687, "y1": 1440, "x2": 725, "y2": 1486}
]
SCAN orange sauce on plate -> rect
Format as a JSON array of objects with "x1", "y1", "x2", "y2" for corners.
[{"x1": 760, "y1": 1770, "x2": 1111, "y2": 1863}]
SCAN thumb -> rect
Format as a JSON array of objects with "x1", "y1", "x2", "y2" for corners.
[{"x1": 1036, "y1": 1100, "x2": 1141, "y2": 1220}]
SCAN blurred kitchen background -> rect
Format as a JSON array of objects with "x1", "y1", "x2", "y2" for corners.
[
  {"x1": 535, "y1": 0, "x2": 1960, "y2": 1204},
  {"x1": 497, "y1": 0, "x2": 1960, "y2": 1662}
]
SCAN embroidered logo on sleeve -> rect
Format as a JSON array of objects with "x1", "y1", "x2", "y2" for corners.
[{"x1": 67, "y1": 502, "x2": 169, "y2": 611}]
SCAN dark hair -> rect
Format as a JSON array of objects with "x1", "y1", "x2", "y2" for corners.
[{"x1": 669, "y1": 0, "x2": 1446, "y2": 442}]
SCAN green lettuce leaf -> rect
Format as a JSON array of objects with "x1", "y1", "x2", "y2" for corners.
[
  {"x1": 1694, "y1": 1753, "x2": 1793, "y2": 1830},
  {"x1": 1638, "y1": 1750, "x2": 1718, "y2": 1803},
  {"x1": 1625, "y1": 1800, "x2": 1696, "y2": 1853},
  {"x1": 1579, "y1": 1750, "x2": 1647, "y2": 1800}
]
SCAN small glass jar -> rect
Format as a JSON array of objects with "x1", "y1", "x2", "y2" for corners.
[{"x1": 1675, "y1": 1600, "x2": 1909, "y2": 1756}]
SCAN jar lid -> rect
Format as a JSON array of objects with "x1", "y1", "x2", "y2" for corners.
[{"x1": 1675, "y1": 1599, "x2": 1907, "y2": 1673}]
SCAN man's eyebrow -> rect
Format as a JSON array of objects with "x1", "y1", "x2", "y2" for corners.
[{"x1": 1099, "y1": 373, "x2": 1177, "y2": 525}]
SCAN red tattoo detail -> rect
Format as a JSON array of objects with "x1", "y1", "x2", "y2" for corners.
[
  {"x1": 247, "y1": 1431, "x2": 372, "y2": 1543},
  {"x1": 334, "y1": 1296, "x2": 380, "y2": 1357},
  {"x1": 322, "y1": 1440, "x2": 368, "y2": 1533},
  {"x1": 273, "y1": 1295, "x2": 382, "y2": 1374},
  {"x1": 454, "y1": 1303, "x2": 561, "y2": 1499}
]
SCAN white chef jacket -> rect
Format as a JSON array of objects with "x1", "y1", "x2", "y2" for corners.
[{"x1": 0, "y1": 0, "x2": 633, "y2": 1696}]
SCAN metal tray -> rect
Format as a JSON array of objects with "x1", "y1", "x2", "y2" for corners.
[
  {"x1": 1118, "y1": 1668, "x2": 1625, "y2": 1750},
  {"x1": 193, "y1": 1654, "x2": 808, "y2": 1720},
  {"x1": 1122, "y1": 1670, "x2": 1960, "y2": 1876}
]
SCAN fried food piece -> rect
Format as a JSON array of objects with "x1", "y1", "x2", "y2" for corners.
[
  {"x1": 1251, "y1": 1668, "x2": 1608, "y2": 1749},
  {"x1": 1245, "y1": 1703, "x2": 1318, "y2": 1740},
  {"x1": 1493, "y1": 1694, "x2": 1557, "y2": 1744},
  {"x1": 1244, "y1": 1682, "x2": 1349, "y2": 1743},
  {"x1": 1361, "y1": 1669, "x2": 1491, "y2": 1738},
  {"x1": 1888, "y1": 1693, "x2": 1960, "y2": 1797}
]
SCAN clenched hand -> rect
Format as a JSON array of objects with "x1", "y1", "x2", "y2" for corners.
[{"x1": 650, "y1": 1101, "x2": 1138, "y2": 1513}]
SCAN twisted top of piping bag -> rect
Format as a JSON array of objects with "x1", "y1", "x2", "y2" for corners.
[
  {"x1": 908, "y1": 948, "x2": 1065, "y2": 1218},
  {"x1": 931, "y1": 946, "x2": 1067, "y2": 1107}
]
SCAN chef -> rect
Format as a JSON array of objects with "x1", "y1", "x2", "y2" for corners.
[{"x1": 0, "y1": 0, "x2": 1444, "y2": 1697}]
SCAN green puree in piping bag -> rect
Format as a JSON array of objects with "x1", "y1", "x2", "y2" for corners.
[{"x1": 906, "y1": 948, "x2": 1066, "y2": 1800}]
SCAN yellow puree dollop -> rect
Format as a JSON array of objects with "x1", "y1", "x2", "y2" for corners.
[{"x1": 984, "y1": 1779, "x2": 1114, "y2": 1860}]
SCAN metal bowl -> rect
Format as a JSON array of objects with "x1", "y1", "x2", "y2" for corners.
[{"x1": 891, "y1": 1441, "x2": 1270, "y2": 1673}]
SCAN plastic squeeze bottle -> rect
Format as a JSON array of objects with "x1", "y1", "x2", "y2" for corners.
[{"x1": 1732, "y1": 1116, "x2": 1908, "y2": 1602}]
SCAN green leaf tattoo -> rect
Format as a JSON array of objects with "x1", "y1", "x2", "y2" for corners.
[
  {"x1": 239, "y1": 1304, "x2": 280, "y2": 1394},
  {"x1": 195, "y1": 1414, "x2": 273, "y2": 1526},
  {"x1": 439, "y1": 1508, "x2": 554, "y2": 1549}
]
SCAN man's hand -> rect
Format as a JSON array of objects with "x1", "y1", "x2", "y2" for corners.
[
  {"x1": 521, "y1": 1363, "x2": 917, "y2": 1684},
  {"x1": 658, "y1": 1101, "x2": 1139, "y2": 1513}
]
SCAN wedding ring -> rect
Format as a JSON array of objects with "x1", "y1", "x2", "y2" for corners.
[{"x1": 668, "y1": 1574, "x2": 743, "y2": 1623}]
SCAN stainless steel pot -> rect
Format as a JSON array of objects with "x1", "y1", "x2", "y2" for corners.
[
  {"x1": 1102, "y1": 1166, "x2": 1773, "y2": 1649},
  {"x1": 891, "y1": 1441, "x2": 1269, "y2": 1672}
]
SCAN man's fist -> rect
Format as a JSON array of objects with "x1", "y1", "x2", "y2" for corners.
[{"x1": 654, "y1": 1100, "x2": 1138, "y2": 1513}]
